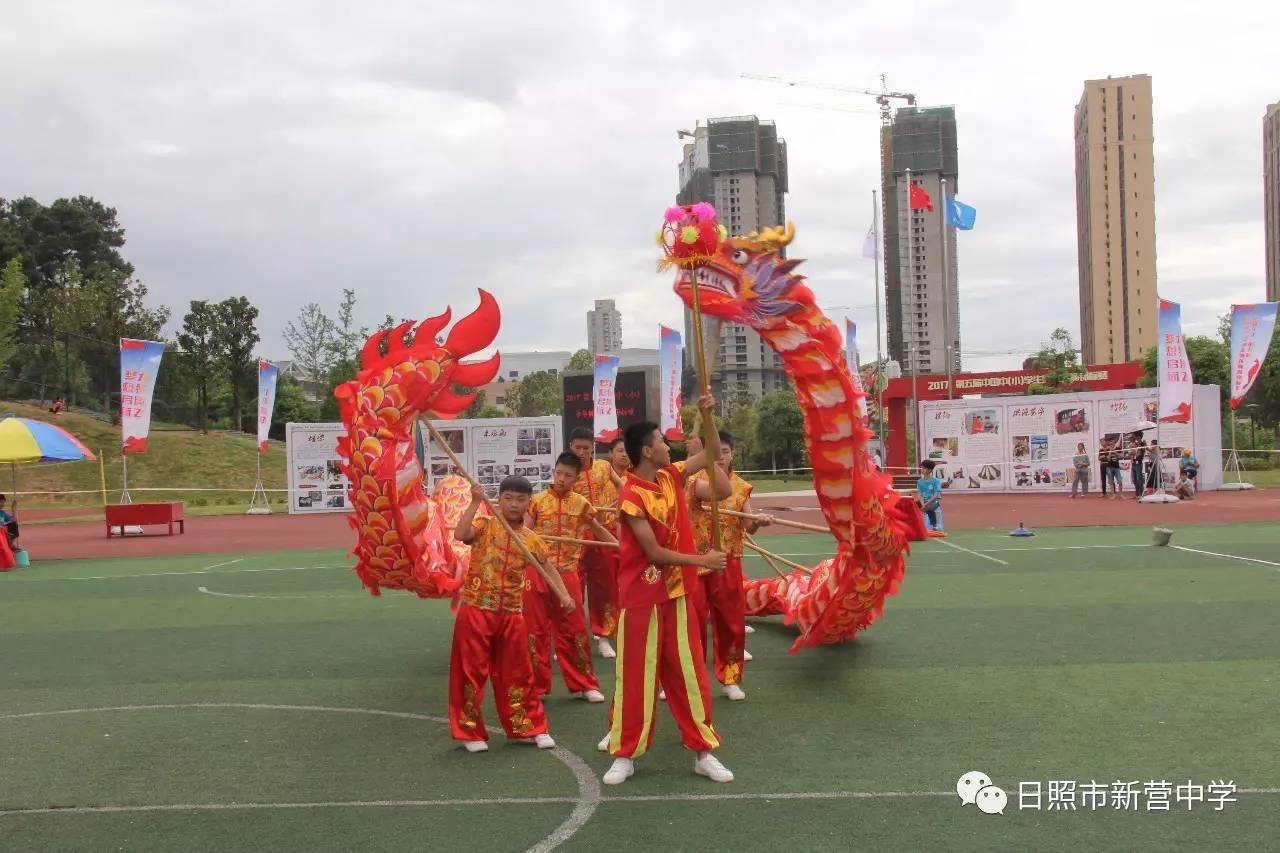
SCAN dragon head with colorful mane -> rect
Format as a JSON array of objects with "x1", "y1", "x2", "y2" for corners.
[{"x1": 661, "y1": 204, "x2": 928, "y2": 651}]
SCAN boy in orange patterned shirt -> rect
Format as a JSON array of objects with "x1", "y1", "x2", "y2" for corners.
[
  {"x1": 526, "y1": 452, "x2": 617, "y2": 702},
  {"x1": 600, "y1": 400, "x2": 734, "y2": 787},
  {"x1": 451, "y1": 477, "x2": 574, "y2": 753},
  {"x1": 689, "y1": 430, "x2": 772, "y2": 701},
  {"x1": 568, "y1": 428, "x2": 626, "y2": 658}
]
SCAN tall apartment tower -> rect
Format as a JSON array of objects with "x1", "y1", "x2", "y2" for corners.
[
  {"x1": 677, "y1": 116, "x2": 789, "y2": 401},
  {"x1": 1266, "y1": 102, "x2": 1280, "y2": 302},
  {"x1": 1074, "y1": 74, "x2": 1159, "y2": 364},
  {"x1": 881, "y1": 105, "x2": 961, "y2": 375},
  {"x1": 586, "y1": 299, "x2": 622, "y2": 355}
]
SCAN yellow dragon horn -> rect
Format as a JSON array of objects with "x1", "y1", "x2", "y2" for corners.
[{"x1": 730, "y1": 221, "x2": 796, "y2": 253}]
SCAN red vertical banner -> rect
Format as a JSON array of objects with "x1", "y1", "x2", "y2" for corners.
[
  {"x1": 1156, "y1": 299, "x2": 1192, "y2": 423},
  {"x1": 119, "y1": 339, "x2": 166, "y2": 453},
  {"x1": 257, "y1": 361, "x2": 279, "y2": 452}
]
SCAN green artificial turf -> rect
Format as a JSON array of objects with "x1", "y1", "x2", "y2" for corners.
[{"x1": 2, "y1": 524, "x2": 1278, "y2": 851}]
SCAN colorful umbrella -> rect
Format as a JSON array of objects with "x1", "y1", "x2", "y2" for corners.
[
  {"x1": 0, "y1": 415, "x2": 97, "y2": 509},
  {"x1": 0, "y1": 415, "x2": 96, "y2": 464}
]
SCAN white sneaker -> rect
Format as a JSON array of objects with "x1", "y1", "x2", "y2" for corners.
[
  {"x1": 743, "y1": 650, "x2": 753, "y2": 661},
  {"x1": 597, "y1": 637, "x2": 616, "y2": 659},
  {"x1": 722, "y1": 684, "x2": 746, "y2": 701},
  {"x1": 744, "y1": 625, "x2": 756, "y2": 634},
  {"x1": 603, "y1": 757, "x2": 635, "y2": 785},
  {"x1": 694, "y1": 753, "x2": 734, "y2": 783},
  {"x1": 463, "y1": 740, "x2": 488, "y2": 753},
  {"x1": 534, "y1": 733, "x2": 556, "y2": 749},
  {"x1": 581, "y1": 689, "x2": 606, "y2": 703},
  {"x1": 658, "y1": 688, "x2": 667, "y2": 701},
  {"x1": 597, "y1": 733, "x2": 612, "y2": 752}
]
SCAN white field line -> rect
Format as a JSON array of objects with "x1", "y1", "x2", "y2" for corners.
[
  {"x1": 936, "y1": 538, "x2": 1009, "y2": 565},
  {"x1": 1170, "y1": 545, "x2": 1280, "y2": 571},
  {"x1": 16, "y1": 564, "x2": 342, "y2": 582}
]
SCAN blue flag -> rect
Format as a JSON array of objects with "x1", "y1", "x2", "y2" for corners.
[{"x1": 945, "y1": 196, "x2": 977, "y2": 230}]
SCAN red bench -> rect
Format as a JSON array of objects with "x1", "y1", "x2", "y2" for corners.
[{"x1": 105, "y1": 502, "x2": 186, "y2": 538}]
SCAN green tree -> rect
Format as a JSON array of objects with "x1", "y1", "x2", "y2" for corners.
[
  {"x1": 755, "y1": 389, "x2": 806, "y2": 470},
  {"x1": 334, "y1": 288, "x2": 361, "y2": 362},
  {"x1": 283, "y1": 302, "x2": 339, "y2": 391},
  {"x1": 214, "y1": 297, "x2": 260, "y2": 431},
  {"x1": 176, "y1": 300, "x2": 220, "y2": 432},
  {"x1": 273, "y1": 375, "x2": 319, "y2": 432},
  {"x1": 0, "y1": 195, "x2": 132, "y2": 292},
  {"x1": 725, "y1": 389, "x2": 759, "y2": 468},
  {"x1": 1244, "y1": 324, "x2": 1280, "y2": 428},
  {"x1": 1026, "y1": 327, "x2": 1080, "y2": 394},
  {"x1": 506, "y1": 370, "x2": 562, "y2": 417},
  {"x1": 0, "y1": 258, "x2": 23, "y2": 376},
  {"x1": 566, "y1": 349, "x2": 593, "y2": 371}
]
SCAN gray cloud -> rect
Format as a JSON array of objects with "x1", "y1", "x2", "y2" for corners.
[{"x1": 2, "y1": 0, "x2": 1275, "y2": 372}]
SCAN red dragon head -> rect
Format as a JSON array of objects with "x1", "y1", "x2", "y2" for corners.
[
  {"x1": 334, "y1": 290, "x2": 502, "y2": 432},
  {"x1": 664, "y1": 208, "x2": 812, "y2": 328}
]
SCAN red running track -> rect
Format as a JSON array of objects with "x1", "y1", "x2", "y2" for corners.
[{"x1": 15, "y1": 490, "x2": 1280, "y2": 562}]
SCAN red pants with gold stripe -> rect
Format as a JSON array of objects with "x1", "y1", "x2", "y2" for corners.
[
  {"x1": 581, "y1": 548, "x2": 619, "y2": 638},
  {"x1": 606, "y1": 594, "x2": 721, "y2": 758},
  {"x1": 701, "y1": 555, "x2": 746, "y2": 686},
  {"x1": 524, "y1": 571, "x2": 600, "y2": 696},
  {"x1": 448, "y1": 605, "x2": 548, "y2": 742}
]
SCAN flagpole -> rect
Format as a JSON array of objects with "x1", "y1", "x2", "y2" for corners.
[
  {"x1": 906, "y1": 168, "x2": 919, "y2": 465},
  {"x1": 871, "y1": 189, "x2": 886, "y2": 445},
  {"x1": 940, "y1": 177, "x2": 954, "y2": 399},
  {"x1": 1140, "y1": 307, "x2": 1178, "y2": 503}
]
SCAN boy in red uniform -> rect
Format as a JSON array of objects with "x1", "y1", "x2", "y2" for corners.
[
  {"x1": 600, "y1": 401, "x2": 734, "y2": 786},
  {"x1": 526, "y1": 452, "x2": 617, "y2": 702},
  {"x1": 451, "y1": 477, "x2": 575, "y2": 753},
  {"x1": 688, "y1": 430, "x2": 772, "y2": 701},
  {"x1": 568, "y1": 427, "x2": 626, "y2": 659}
]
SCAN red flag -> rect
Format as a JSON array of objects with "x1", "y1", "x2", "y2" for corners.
[{"x1": 909, "y1": 183, "x2": 934, "y2": 212}]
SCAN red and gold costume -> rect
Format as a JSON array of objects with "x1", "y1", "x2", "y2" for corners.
[
  {"x1": 688, "y1": 470, "x2": 753, "y2": 686},
  {"x1": 574, "y1": 458, "x2": 620, "y2": 638},
  {"x1": 448, "y1": 516, "x2": 549, "y2": 743},
  {"x1": 607, "y1": 462, "x2": 720, "y2": 759},
  {"x1": 525, "y1": 488, "x2": 600, "y2": 696}
]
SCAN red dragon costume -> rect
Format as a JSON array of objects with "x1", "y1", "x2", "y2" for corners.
[
  {"x1": 661, "y1": 205, "x2": 928, "y2": 652},
  {"x1": 334, "y1": 292, "x2": 501, "y2": 598}
]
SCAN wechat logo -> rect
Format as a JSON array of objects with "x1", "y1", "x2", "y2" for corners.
[{"x1": 957, "y1": 770, "x2": 1007, "y2": 815}]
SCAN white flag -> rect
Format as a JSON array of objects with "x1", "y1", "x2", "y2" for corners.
[{"x1": 861, "y1": 225, "x2": 877, "y2": 259}]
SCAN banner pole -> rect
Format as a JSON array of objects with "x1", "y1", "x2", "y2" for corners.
[
  {"x1": 871, "y1": 189, "x2": 886, "y2": 445},
  {"x1": 120, "y1": 454, "x2": 132, "y2": 504},
  {"x1": 686, "y1": 260, "x2": 723, "y2": 551},
  {"x1": 99, "y1": 451, "x2": 107, "y2": 507},
  {"x1": 906, "y1": 168, "x2": 919, "y2": 467},
  {"x1": 940, "y1": 177, "x2": 954, "y2": 399}
]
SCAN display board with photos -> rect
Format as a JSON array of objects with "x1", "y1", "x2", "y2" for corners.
[
  {"x1": 285, "y1": 422, "x2": 353, "y2": 514},
  {"x1": 424, "y1": 416, "x2": 563, "y2": 498},
  {"x1": 916, "y1": 386, "x2": 1218, "y2": 494}
]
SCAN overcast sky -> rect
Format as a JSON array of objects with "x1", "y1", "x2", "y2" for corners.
[{"x1": 3, "y1": 1, "x2": 1277, "y2": 371}]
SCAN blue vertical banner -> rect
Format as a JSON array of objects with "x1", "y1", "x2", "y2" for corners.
[
  {"x1": 257, "y1": 360, "x2": 279, "y2": 452},
  {"x1": 659, "y1": 325, "x2": 685, "y2": 441},
  {"x1": 1229, "y1": 302, "x2": 1279, "y2": 409},
  {"x1": 120, "y1": 338, "x2": 166, "y2": 453},
  {"x1": 845, "y1": 319, "x2": 867, "y2": 421},
  {"x1": 592, "y1": 354, "x2": 621, "y2": 443}
]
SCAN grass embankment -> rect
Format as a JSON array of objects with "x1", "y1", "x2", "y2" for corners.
[{"x1": 1, "y1": 402, "x2": 288, "y2": 519}]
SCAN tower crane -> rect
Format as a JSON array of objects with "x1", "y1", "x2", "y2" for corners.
[{"x1": 739, "y1": 73, "x2": 916, "y2": 124}]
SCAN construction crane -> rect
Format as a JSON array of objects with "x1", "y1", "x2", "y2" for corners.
[{"x1": 739, "y1": 73, "x2": 916, "y2": 124}]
